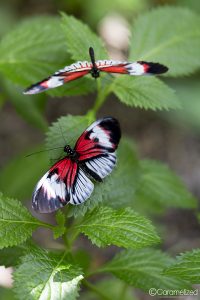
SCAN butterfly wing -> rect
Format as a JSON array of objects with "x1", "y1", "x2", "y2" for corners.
[
  {"x1": 96, "y1": 60, "x2": 168, "y2": 76},
  {"x1": 75, "y1": 117, "x2": 121, "y2": 181},
  {"x1": 24, "y1": 61, "x2": 92, "y2": 95},
  {"x1": 32, "y1": 157, "x2": 94, "y2": 213}
]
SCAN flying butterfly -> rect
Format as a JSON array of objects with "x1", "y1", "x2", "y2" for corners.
[
  {"x1": 32, "y1": 117, "x2": 121, "y2": 213},
  {"x1": 23, "y1": 47, "x2": 168, "y2": 95}
]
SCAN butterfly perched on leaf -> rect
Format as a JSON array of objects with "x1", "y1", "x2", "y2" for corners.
[
  {"x1": 24, "y1": 47, "x2": 168, "y2": 95},
  {"x1": 32, "y1": 117, "x2": 121, "y2": 213}
]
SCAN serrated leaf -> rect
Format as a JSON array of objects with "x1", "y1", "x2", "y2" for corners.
[
  {"x1": 53, "y1": 211, "x2": 66, "y2": 239},
  {"x1": 46, "y1": 115, "x2": 89, "y2": 163},
  {"x1": 134, "y1": 159, "x2": 197, "y2": 214},
  {"x1": 70, "y1": 138, "x2": 139, "y2": 217},
  {"x1": 129, "y1": 7, "x2": 200, "y2": 77},
  {"x1": 101, "y1": 249, "x2": 190, "y2": 291},
  {"x1": 14, "y1": 248, "x2": 83, "y2": 300},
  {"x1": 112, "y1": 76, "x2": 180, "y2": 110},
  {"x1": 74, "y1": 206, "x2": 160, "y2": 248},
  {"x1": 3, "y1": 79, "x2": 47, "y2": 131},
  {"x1": 61, "y1": 13, "x2": 107, "y2": 61},
  {"x1": 0, "y1": 145, "x2": 49, "y2": 200},
  {"x1": 164, "y1": 249, "x2": 200, "y2": 283},
  {"x1": 102, "y1": 138, "x2": 139, "y2": 208},
  {"x1": 0, "y1": 16, "x2": 70, "y2": 86},
  {"x1": 0, "y1": 193, "x2": 47, "y2": 249}
]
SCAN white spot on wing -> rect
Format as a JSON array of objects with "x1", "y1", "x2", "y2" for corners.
[
  {"x1": 33, "y1": 172, "x2": 66, "y2": 203},
  {"x1": 89, "y1": 125, "x2": 113, "y2": 148},
  {"x1": 125, "y1": 62, "x2": 145, "y2": 75}
]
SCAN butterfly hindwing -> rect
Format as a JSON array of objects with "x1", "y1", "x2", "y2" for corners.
[{"x1": 32, "y1": 157, "x2": 94, "y2": 212}]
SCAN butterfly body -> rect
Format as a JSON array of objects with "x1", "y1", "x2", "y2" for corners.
[
  {"x1": 32, "y1": 117, "x2": 121, "y2": 213},
  {"x1": 23, "y1": 47, "x2": 168, "y2": 95}
]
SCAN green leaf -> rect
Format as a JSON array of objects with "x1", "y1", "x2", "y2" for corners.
[
  {"x1": 74, "y1": 206, "x2": 160, "y2": 248},
  {"x1": 112, "y1": 76, "x2": 180, "y2": 110},
  {"x1": 0, "y1": 193, "x2": 47, "y2": 249},
  {"x1": 0, "y1": 244, "x2": 28, "y2": 267},
  {"x1": 46, "y1": 115, "x2": 89, "y2": 163},
  {"x1": 71, "y1": 138, "x2": 139, "y2": 217},
  {"x1": 0, "y1": 16, "x2": 70, "y2": 86},
  {"x1": 0, "y1": 145, "x2": 49, "y2": 200},
  {"x1": 129, "y1": 7, "x2": 200, "y2": 77},
  {"x1": 164, "y1": 76, "x2": 200, "y2": 131},
  {"x1": 0, "y1": 287, "x2": 15, "y2": 300},
  {"x1": 134, "y1": 159, "x2": 197, "y2": 214},
  {"x1": 61, "y1": 13, "x2": 107, "y2": 61},
  {"x1": 53, "y1": 211, "x2": 66, "y2": 239},
  {"x1": 82, "y1": 278, "x2": 136, "y2": 300},
  {"x1": 3, "y1": 79, "x2": 47, "y2": 131},
  {"x1": 164, "y1": 249, "x2": 200, "y2": 283},
  {"x1": 14, "y1": 248, "x2": 83, "y2": 300},
  {"x1": 101, "y1": 249, "x2": 190, "y2": 291},
  {"x1": 102, "y1": 138, "x2": 139, "y2": 209}
]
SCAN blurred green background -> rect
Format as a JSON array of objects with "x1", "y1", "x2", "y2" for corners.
[{"x1": 0, "y1": 0, "x2": 200, "y2": 299}]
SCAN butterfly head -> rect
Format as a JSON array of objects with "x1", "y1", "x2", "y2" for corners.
[
  {"x1": 64, "y1": 145, "x2": 77, "y2": 159},
  {"x1": 90, "y1": 68, "x2": 100, "y2": 78}
]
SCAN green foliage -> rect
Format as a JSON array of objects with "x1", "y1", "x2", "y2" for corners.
[
  {"x1": 0, "y1": 16, "x2": 70, "y2": 86},
  {"x1": 13, "y1": 247, "x2": 83, "y2": 300},
  {"x1": 164, "y1": 76, "x2": 200, "y2": 131},
  {"x1": 129, "y1": 7, "x2": 200, "y2": 76},
  {"x1": 46, "y1": 115, "x2": 89, "y2": 162},
  {"x1": 134, "y1": 160, "x2": 197, "y2": 214},
  {"x1": 0, "y1": 193, "x2": 47, "y2": 248},
  {"x1": 112, "y1": 76, "x2": 180, "y2": 110},
  {"x1": 101, "y1": 249, "x2": 190, "y2": 291},
  {"x1": 1, "y1": 3, "x2": 200, "y2": 299},
  {"x1": 61, "y1": 13, "x2": 107, "y2": 61},
  {"x1": 3, "y1": 79, "x2": 47, "y2": 131},
  {"x1": 102, "y1": 138, "x2": 139, "y2": 209},
  {"x1": 0, "y1": 146, "x2": 48, "y2": 200},
  {"x1": 164, "y1": 249, "x2": 200, "y2": 283},
  {"x1": 53, "y1": 211, "x2": 66, "y2": 239},
  {"x1": 74, "y1": 206, "x2": 160, "y2": 248},
  {"x1": 0, "y1": 244, "x2": 28, "y2": 267},
  {"x1": 82, "y1": 278, "x2": 136, "y2": 300}
]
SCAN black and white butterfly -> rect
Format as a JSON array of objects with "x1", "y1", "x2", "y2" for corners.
[
  {"x1": 32, "y1": 117, "x2": 121, "y2": 213},
  {"x1": 24, "y1": 47, "x2": 168, "y2": 95}
]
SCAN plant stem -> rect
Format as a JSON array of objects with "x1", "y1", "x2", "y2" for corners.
[
  {"x1": 87, "y1": 78, "x2": 113, "y2": 118},
  {"x1": 82, "y1": 279, "x2": 112, "y2": 300}
]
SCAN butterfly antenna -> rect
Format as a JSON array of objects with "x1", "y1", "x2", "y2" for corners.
[
  {"x1": 89, "y1": 47, "x2": 96, "y2": 67},
  {"x1": 25, "y1": 147, "x2": 64, "y2": 158},
  {"x1": 58, "y1": 119, "x2": 67, "y2": 144}
]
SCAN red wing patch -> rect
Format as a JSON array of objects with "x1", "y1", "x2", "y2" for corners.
[
  {"x1": 75, "y1": 117, "x2": 121, "y2": 161},
  {"x1": 23, "y1": 61, "x2": 92, "y2": 95}
]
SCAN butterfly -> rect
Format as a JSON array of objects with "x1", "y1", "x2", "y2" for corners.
[
  {"x1": 23, "y1": 47, "x2": 168, "y2": 95},
  {"x1": 32, "y1": 117, "x2": 121, "y2": 213}
]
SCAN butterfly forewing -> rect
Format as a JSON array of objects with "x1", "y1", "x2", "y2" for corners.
[
  {"x1": 96, "y1": 60, "x2": 168, "y2": 76},
  {"x1": 24, "y1": 61, "x2": 92, "y2": 95},
  {"x1": 75, "y1": 117, "x2": 121, "y2": 180}
]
